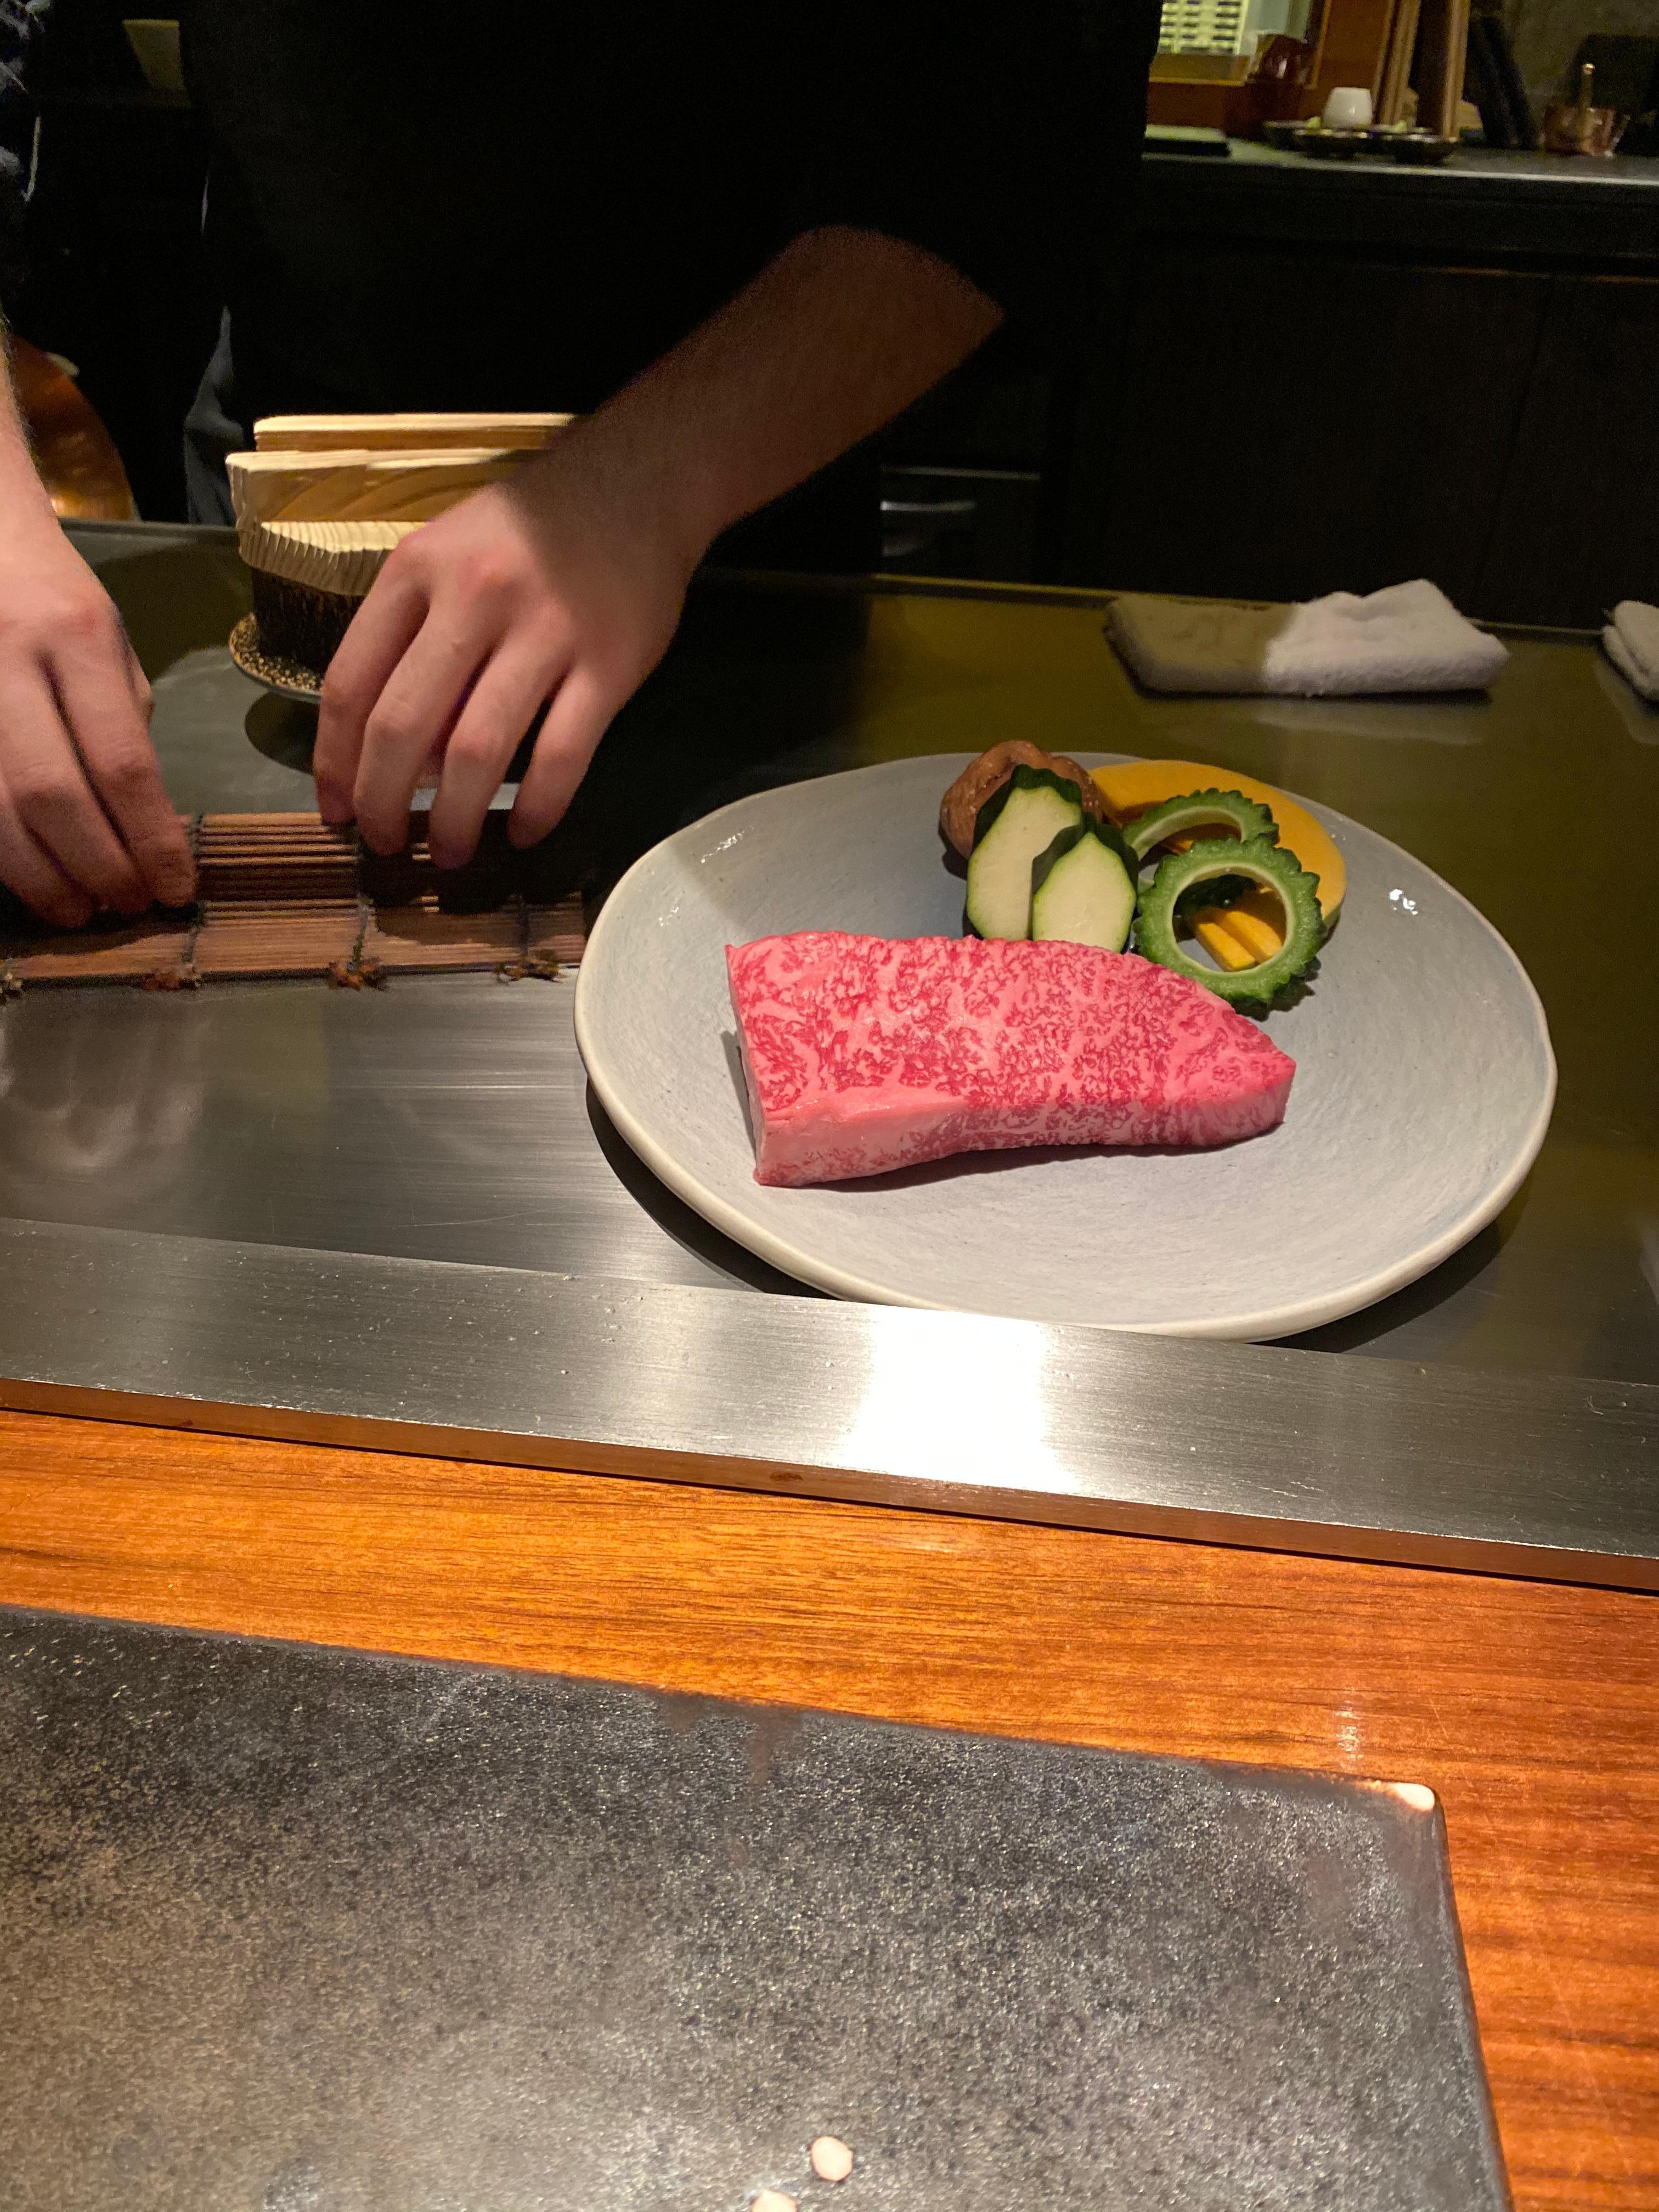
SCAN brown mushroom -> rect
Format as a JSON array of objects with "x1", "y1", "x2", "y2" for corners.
[{"x1": 938, "y1": 741, "x2": 1111, "y2": 859}]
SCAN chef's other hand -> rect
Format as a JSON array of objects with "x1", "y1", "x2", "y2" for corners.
[
  {"x1": 0, "y1": 511, "x2": 196, "y2": 926},
  {"x1": 313, "y1": 436, "x2": 695, "y2": 871}
]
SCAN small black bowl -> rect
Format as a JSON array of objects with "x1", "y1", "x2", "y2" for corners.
[
  {"x1": 1263, "y1": 119, "x2": 1365, "y2": 159},
  {"x1": 1389, "y1": 130, "x2": 1458, "y2": 165}
]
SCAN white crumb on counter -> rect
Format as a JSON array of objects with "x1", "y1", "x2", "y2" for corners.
[
  {"x1": 809, "y1": 2137, "x2": 855, "y2": 2183},
  {"x1": 751, "y1": 2192, "x2": 797, "y2": 2212}
]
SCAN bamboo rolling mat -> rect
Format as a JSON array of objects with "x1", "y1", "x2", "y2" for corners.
[{"x1": 0, "y1": 815, "x2": 586, "y2": 994}]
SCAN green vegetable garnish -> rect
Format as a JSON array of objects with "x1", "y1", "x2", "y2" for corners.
[
  {"x1": 966, "y1": 765, "x2": 1085, "y2": 941},
  {"x1": 1135, "y1": 836, "x2": 1324, "y2": 1007},
  {"x1": 1123, "y1": 787, "x2": 1279, "y2": 862},
  {"x1": 1030, "y1": 816, "x2": 1138, "y2": 952}
]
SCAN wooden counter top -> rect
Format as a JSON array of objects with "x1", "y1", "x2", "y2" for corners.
[{"x1": 1, "y1": 1406, "x2": 1653, "y2": 2209}]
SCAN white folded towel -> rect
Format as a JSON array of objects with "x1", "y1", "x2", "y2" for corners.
[
  {"x1": 1602, "y1": 601, "x2": 1659, "y2": 702},
  {"x1": 1105, "y1": 579, "x2": 1509, "y2": 696}
]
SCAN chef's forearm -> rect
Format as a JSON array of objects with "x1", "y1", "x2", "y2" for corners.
[
  {"x1": 543, "y1": 225, "x2": 1003, "y2": 564},
  {"x1": 0, "y1": 336, "x2": 57, "y2": 521}
]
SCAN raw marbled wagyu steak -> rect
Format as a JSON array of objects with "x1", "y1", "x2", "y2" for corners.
[{"x1": 727, "y1": 933, "x2": 1296, "y2": 1187}]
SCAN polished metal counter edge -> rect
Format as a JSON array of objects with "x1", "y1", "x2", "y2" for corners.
[{"x1": 1, "y1": 1218, "x2": 1652, "y2": 1590}]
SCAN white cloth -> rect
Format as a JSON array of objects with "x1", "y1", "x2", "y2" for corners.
[
  {"x1": 1602, "y1": 600, "x2": 1659, "y2": 703},
  {"x1": 1105, "y1": 579, "x2": 1509, "y2": 697}
]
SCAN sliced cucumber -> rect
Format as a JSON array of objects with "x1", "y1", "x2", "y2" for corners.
[
  {"x1": 966, "y1": 765, "x2": 1083, "y2": 940},
  {"x1": 1030, "y1": 819, "x2": 1138, "y2": 952},
  {"x1": 1124, "y1": 787, "x2": 1279, "y2": 862},
  {"x1": 1136, "y1": 836, "x2": 1324, "y2": 1007}
]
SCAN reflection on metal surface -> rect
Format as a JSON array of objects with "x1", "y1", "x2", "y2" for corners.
[
  {"x1": 836, "y1": 1304, "x2": 1073, "y2": 1495},
  {"x1": 0, "y1": 994, "x2": 205, "y2": 1199},
  {"x1": 0, "y1": 1221, "x2": 1653, "y2": 1589},
  {"x1": 0, "y1": 981, "x2": 758, "y2": 1295}
]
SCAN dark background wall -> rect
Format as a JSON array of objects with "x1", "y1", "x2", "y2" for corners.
[
  {"x1": 1500, "y1": 0, "x2": 1659, "y2": 115},
  {"x1": 911, "y1": 150, "x2": 1659, "y2": 628},
  {"x1": 1067, "y1": 211, "x2": 1659, "y2": 626}
]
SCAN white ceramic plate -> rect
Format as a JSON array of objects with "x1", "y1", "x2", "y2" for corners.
[{"x1": 575, "y1": 755, "x2": 1555, "y2": 1339}]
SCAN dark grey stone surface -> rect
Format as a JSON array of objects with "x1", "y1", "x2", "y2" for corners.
[{"x1": 0, "y1": 1609, "x2": 1508, "y2": 2211}]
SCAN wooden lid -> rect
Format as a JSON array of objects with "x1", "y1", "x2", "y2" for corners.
[{"x1": 253, "y1": 411, "x2": 575, "y2": 453}]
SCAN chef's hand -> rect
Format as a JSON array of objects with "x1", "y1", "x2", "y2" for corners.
[
  {"x1": 314, "y1": 228, "x2": 1000, "y2": 867},
  {"x1": 313, "y1": 436, "x2": 697, "y2": 870},
  {"x1": 0, "y1": 506, "x2": 197, "y2": 926}
]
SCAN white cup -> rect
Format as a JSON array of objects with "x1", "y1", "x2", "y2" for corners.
[{"x1": 1322, "y1": 86, "x2": 1374, "y2": 130}]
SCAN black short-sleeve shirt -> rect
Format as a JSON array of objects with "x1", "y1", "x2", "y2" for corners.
[{"x1": 179, "y1": 1, "x2": 1158, "y2": 430}]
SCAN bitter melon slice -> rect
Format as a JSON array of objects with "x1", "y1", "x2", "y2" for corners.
[
  {"x1": 1091, "y1": 760, "x2": 1345, "y2": 921},
  {"x1": 1122, "y1": 787, "x2": 1278, "y2": 862},
  {"x1": 1136, "y1": 837, "x2": 1324, "y2": 1007}
]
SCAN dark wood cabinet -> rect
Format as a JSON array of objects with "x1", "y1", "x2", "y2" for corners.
[
  {"x1": 1476, "y1": 275, "x2": 1659, "y2": 624},
  {"x1": 1047, "y1": 150, "x2": 1659, "y2": 628},
  {"x1": 1085, "y1": 246, "x2": 1552, "y2": 613}
]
